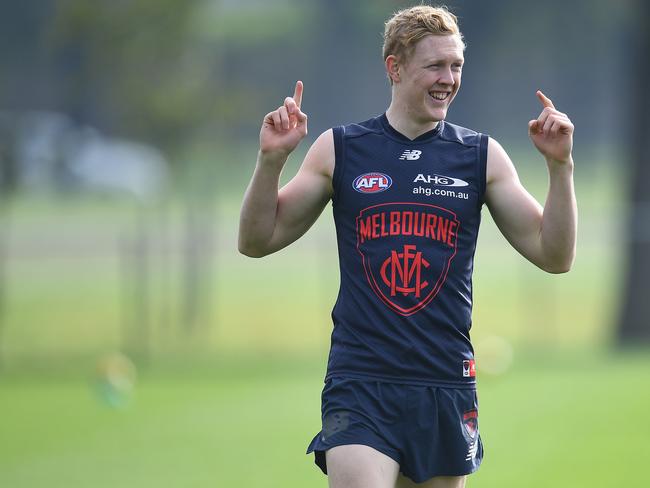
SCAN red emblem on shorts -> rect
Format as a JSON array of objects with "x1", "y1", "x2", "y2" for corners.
[
  {"x1": 356, "y1": 202, "x2": 459, "y2": 316},
  {"x1": 463, "y1": 409, "x2": 478, "y2": 438}
]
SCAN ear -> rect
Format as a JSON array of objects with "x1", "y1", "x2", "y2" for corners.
[{"x1": 385, "y1": 55, "x2": 400, "y2": 84}]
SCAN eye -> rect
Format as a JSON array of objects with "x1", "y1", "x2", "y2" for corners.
[{"x1": 452, "y1": 63, "x2": 463, "y2": 71}]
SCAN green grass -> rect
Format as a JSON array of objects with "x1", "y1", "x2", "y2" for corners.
[{"x1": 0, "y1": 351, "x2": 649, "y2": 487}]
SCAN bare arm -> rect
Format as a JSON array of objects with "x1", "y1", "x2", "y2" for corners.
[
  {"x1": 485, "y1": 91, "x2": 577, "y2": 273},
  {"x1": 238, "y1": 81, "x2": 334, "y2": 257}
]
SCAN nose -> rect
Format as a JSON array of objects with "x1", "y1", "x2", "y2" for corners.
[{"x1": 439, "y1": 66, "x2": 454, "y2": 86}]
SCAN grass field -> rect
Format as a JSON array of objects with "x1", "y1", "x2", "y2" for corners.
[{"x1": 1, "y1": 351, "x2": 649, "y2": 487}]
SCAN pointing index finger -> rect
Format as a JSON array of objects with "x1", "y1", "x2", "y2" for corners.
[
  {"x1": 536, "y1": 90, "x2": 555, "y2": 109},
  {"x1": 293, "y1": 80, "x2": 303, "y2": 109}
]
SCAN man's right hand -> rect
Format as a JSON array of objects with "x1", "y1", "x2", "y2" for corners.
[{"x1": 260, "y1": 81, "x2": 308, "y2": 158}]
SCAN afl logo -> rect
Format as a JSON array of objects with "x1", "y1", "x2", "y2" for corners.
[{"x1": 353, "y1": 172, "x2": 392, "y2": 193}]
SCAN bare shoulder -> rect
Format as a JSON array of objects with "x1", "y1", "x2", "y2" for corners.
[
  {"x1": 279, "y1": 128, "x2": 335, "y2": 203},
  {"x1": 486, "y1": 136, "x2": 518, "y2": 187},
  {"x1": 300, "y1": 128, "x2": 335, "y2": 180}
]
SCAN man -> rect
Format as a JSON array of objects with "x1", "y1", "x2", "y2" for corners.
[{"x1": 238, "y1": 5, "x2": 576, "y2": 488}]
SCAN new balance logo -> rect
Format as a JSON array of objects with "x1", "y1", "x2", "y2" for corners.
[
  {"x1": 399, "y1": 150, "x2": 422, "y2": 160},
  {"x1": 466, "y1": 439, "x2": 478, "y2": 461}
]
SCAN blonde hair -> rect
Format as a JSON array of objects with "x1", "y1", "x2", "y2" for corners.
[{"x1": 382, "y1": 5, "x2": 465, "y2": 64}]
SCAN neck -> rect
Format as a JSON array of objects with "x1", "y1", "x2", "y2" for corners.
[{"x1": 385, "y1": 103, "x2": 439, "y2": 140}]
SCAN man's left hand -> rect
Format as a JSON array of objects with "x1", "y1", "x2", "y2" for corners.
[{"x1": 528, "y1": 90, "x2": 574, "y2": 164}]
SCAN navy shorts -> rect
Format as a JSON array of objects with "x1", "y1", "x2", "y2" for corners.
[{"x1": 306, "y1": 376, "x2": 483, "y2": 483}]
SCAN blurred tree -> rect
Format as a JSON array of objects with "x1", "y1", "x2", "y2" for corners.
[
  {"x1": 0, "y1": 0, "x2": 627, "y2": 160},
  {"x1": 618, "y1": 0, "x2": 650, "y2": 344},
  {"x1": 48, "y1": 0, "x2": 210, "y2": 157},
  {"x1": 43, "y1": 0, "x2": 317, "y2": 160}
]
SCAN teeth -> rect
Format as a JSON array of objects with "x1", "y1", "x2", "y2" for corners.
[{"x1": 430, "y1": 92, "x2": 449, "y2": 100}]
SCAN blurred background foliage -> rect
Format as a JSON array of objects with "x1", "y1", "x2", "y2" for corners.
[{"x1": 0, "y1": 0, "x2": 649, "y2": 487}]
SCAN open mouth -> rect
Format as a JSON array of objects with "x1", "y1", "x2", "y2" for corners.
[{"x1": 429, "y1": 91, "x2": 450, "y2": 101}]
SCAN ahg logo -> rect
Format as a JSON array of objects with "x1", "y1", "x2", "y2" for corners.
[
  {"x1": 414, "y1": 173, "x2": 469, "y2": 187},
  {"x1": 353, "y1": 173, "x2": 392, "y2": 193},
  {"x1": 399, "y1": 150, "x2": 422, "y2": 160}
]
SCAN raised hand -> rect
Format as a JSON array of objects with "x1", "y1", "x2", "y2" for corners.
[
  {"x1": 260, "y1": 81, "x2": 308, "y2": 157},
  {"x1": 528, "y1": 90, "x2": 574, "y2": 163}
]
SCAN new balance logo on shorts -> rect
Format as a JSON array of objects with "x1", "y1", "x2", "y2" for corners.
[
  {"x1": 399, "y1": 149, "x2": 422, "y2": 160},
  {"x1": 466, "y1": 439, "x2": 479, "y2": 461}
]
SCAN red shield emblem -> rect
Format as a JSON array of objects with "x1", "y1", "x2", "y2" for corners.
[
  {"x1": 356, "y1": 203, "x2": 459, "y2": 316},
  {"x1": 463, "y1": 409, "x2": 478, "y2": 438}
]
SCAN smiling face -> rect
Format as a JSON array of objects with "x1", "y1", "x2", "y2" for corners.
[{"x1": 388, "y1": 34, "x2": 464, "y2": 125}]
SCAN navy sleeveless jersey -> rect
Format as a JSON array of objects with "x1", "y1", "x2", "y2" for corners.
[{"x1": 325, "y1": 113, "x2": 488, "y2": 388}]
